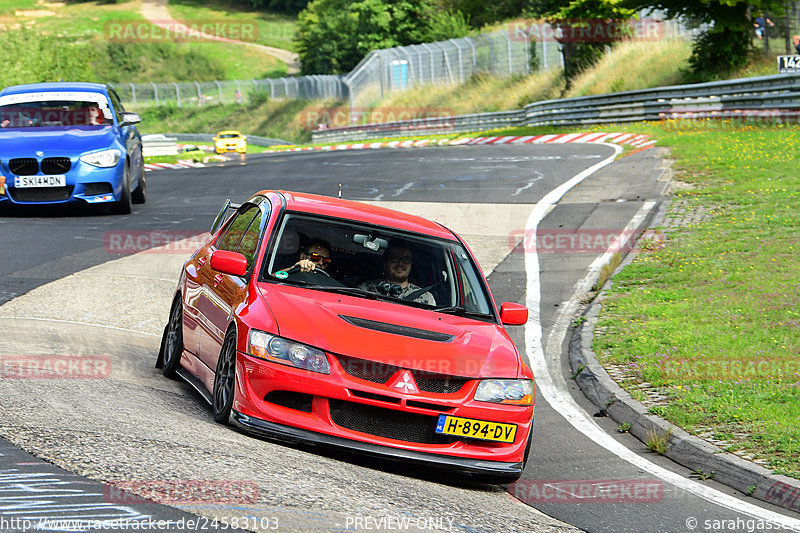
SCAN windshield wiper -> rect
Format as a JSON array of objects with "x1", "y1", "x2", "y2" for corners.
[
  {"x1": 304, "y1": 286, "x2": 380, "y2": 299},
  {"x1": 433, "y1": 306, "x2": 493, "y2": 319}
]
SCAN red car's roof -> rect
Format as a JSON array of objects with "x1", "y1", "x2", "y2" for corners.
[{"x1": 268, "y1": 190, "x2": 458, "y2": 241}]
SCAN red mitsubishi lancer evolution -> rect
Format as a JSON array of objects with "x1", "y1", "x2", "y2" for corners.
[{"x1": 157, "y1": 190, "x2": 534, "y2": 482}]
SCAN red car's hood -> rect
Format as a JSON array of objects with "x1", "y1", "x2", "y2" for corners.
[{"x1": 256, "y1": 283, "x2": 521, "y2": 379}]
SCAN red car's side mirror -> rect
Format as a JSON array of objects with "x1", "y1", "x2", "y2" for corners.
[
  {"x1": 500, "y1": 302, "x2": 529, "y2": 325},
  {"x1": 210, "y1": 249, "x2": 248, "y2": 277}
]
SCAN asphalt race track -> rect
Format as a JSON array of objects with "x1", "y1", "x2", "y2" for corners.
[{"x1": 1, "y1": 144, "x2": 799, "y2": 533}]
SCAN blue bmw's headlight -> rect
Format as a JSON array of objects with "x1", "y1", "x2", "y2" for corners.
[{"x1": 80, "y1": 149, "x2": 121, "y2": 168}]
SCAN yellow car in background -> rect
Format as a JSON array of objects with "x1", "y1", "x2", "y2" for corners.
[{"x1": 213, "y1": 130, "x2": 247, "y2": 154}]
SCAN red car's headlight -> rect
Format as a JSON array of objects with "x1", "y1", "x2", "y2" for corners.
[
  {"x1": 249, "y1": 330, "x2": 330, "y2": 374},
  {"x1": 474, "y1": 379, "x2": 533, "y2": 406}
]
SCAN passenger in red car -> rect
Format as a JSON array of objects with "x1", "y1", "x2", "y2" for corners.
[{"x1": 359, "y1": 240, "x2": 435, "y2": 304}]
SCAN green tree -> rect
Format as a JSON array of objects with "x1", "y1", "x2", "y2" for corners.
[
  {"x1": 445, "y1": 0, "x2": 541, "y2": 27},
  {"x1": 622, "y1": 0, "x2": 787, "y2": 81},
  {"x1": 541, "y1": 0, "x2": 635, "y2": 89},
  {"x1": 296, "y1": 0, "x2": 469, "y2": 74},
  {"x1": 241, "y1": 0, "x2": 311, "y2": 15}
]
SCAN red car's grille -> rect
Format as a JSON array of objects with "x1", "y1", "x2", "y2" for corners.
[
  {"x1": 329, "y1": 399, "x2": 457, "y2": 444},
  {"x1": 264, "y1": 391, "x2": 313, "y2": 413},
  {"x1": 414, "y1": 374, "x2": 469, "y2": 394},
  {"x1": 339, "y1": 357, "x2": 395, "y2": 383},
  {"x1": 337, "y1": 356, "x2": 468, "y2": 394}
]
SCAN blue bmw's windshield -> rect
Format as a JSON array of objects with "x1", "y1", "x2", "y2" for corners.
[{"x1": 0, "y1": 93, "x2": 112, "y2": 128}]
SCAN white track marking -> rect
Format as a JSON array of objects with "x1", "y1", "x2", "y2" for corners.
[
  {"x1": 3, "y1": 317, "x2": 160, "y2": 337},
  {"x1": 524, "y1": 145, "x2": 800, "y2": 529}
]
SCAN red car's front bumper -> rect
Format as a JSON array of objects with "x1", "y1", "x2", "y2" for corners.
[{"x1": 230, "y1": 350, "x2": 534, "y2": 480}]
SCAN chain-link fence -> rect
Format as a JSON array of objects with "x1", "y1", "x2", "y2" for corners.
[
  {"x1": 113, "y1": 76, "x2": 345, "y2": 108},
  {"x1": 752, "y1": 2, "x2": 800, "y2": 56},
  {"x1": 343, "y1": 31, "x2": 541, "y2": 108}
]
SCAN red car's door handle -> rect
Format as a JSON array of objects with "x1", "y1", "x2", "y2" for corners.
[{"x1": 213, "y1": 274, "x2": 223, "y2": 287}]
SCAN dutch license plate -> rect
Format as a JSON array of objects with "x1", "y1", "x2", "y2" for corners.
[
  {"x1": 14, "y1": 175, "x2": 66, "y2": 188},
  {"x1": 435, "y1": 414, "x2": 517, "y2": 443}
]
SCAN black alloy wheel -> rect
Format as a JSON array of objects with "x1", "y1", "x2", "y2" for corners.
[
  {"x1": 161, "y1": 298, "x2": 184, "y2": 378},
  {"x1": 213, "y1": 330, "x2": 237, "y2": 424}
]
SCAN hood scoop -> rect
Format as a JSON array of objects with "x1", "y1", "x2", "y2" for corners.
[{"x1": 339, "y1": 315, "x2": 454, "y2": 343}]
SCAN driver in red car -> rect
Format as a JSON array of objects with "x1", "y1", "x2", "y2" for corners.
[{"x1": 290, "y1": 238, "x2": 332, "y2": 273}]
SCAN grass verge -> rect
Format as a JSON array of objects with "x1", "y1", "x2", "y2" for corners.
[
  {"x1": 586, "y1": 119, "x2": 800, "y2": 478},
  {"x1": 0, "y1": 0, "x2": 286, "y2": 84},
  {"x1": 137, "y1": 98, "x2": 324, "y2": 144}
]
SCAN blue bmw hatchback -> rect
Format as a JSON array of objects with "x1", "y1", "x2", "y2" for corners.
[{"x1": 0, "y1": 82, "x2": 145, "y2": 214}]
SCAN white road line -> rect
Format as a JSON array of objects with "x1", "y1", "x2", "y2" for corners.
[
  {"x1": 523, "y1": 145, "x2": 800, "y2": 529},
  {"x1": 2, "y1": 316, "x2": 160, "y2": 337},
  {"x1": 573, "y1": 200, "x2": 656, "y2": 296}
]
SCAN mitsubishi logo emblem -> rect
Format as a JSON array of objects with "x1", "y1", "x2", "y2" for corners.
[{"x1": 390, "y1": 371, "x2": 418, "y2": 394}]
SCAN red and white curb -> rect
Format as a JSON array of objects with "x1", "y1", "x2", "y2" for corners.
[
  {"x1": 267, "y1": 132, "x2": 656, "y2": 154},
  {"x1": 144, "y1": 161, "x2": 206, "y2": 172},
  {"x1": 146, "y1": 133, "x2": 656, "y2": 170}
]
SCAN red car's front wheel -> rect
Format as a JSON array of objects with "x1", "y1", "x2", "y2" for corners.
[{"x1": 213, "y1": 330, "x2": 237, "y2": 423}]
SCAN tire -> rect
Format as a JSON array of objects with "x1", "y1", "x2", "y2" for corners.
[
  {"x1": 111, "y1": 164, "x2": 132, "y2": 215},
  {"x1": 131, "y1": 159, "x2": 146, "y2": 204},
  {"x1": 213, "y1": 329, "x2": 237, "y2": 424},
  {"x1": 160, "y1": 297, "x2": 184, "y2": 378}
]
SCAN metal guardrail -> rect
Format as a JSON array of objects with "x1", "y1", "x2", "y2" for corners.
[
  {"x1": 164, "y1": 133, "x2": 291, "y2": 146},
  {"x1": 311, "y1": 73, "x2": 800, "y2": 143},
  {"x1": 142, "y1": 133, "x2": 291, "y2": 158},
  {"x1": 141, "y1": 135, "x2": 180, "y2": 157}
]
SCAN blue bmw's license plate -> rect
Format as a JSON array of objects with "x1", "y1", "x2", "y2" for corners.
[{"x1": 14, "y1": 175, "x2": 66, "y2": 188}]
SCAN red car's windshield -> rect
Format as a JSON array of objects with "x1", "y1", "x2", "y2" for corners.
[{"x1": 263, "y1": 213, "x2": 495, "y2": 318}]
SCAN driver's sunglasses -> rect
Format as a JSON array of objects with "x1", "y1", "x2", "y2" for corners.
[{"x1": 306, "y1": 251, "x2": 332, "y2": 266}]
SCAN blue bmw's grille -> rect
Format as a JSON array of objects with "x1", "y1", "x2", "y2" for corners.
[
  {"x1": 41, "y1": 157, "x2": 71, "y2": 174},
  {"x1": 9, "y1": 158, "x2": 38, "y2": 176}
]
